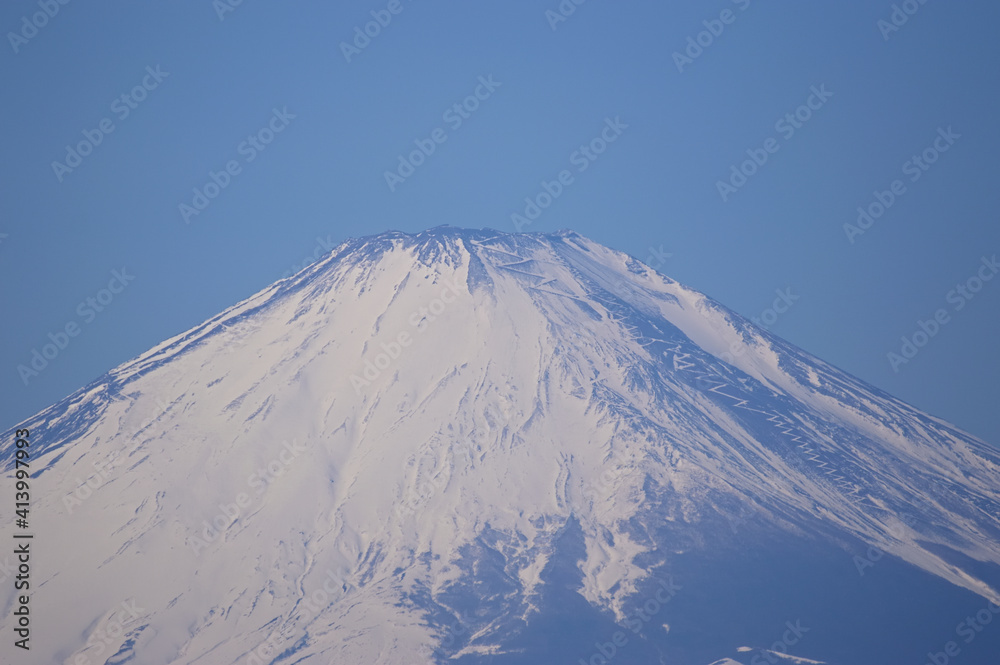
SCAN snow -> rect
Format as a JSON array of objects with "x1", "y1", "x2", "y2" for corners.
[{"x1": 2, "y1": 227, "x2": 999, "y2": 663}]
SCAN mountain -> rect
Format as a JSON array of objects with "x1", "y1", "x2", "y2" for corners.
[{"x1": 3, "y1": 227, "x2": 1000, "y2": 665}]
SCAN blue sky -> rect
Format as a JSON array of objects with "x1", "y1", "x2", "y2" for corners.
[{"x1": 1, "y1": 0, "x2": 998, "y2": 443}]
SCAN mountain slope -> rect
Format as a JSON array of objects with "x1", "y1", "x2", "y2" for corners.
[{"x1": 3, "y1": 227, "x2": 1000, "y2": 665}]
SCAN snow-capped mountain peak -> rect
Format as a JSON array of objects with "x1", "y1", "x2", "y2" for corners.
[{"x1": 5, "y1": 227, "x2": 1000, "y2": 665}]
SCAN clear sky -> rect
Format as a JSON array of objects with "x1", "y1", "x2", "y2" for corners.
[{"x1": 1, "y1": 1, "x2": 998, "y2": 444}]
